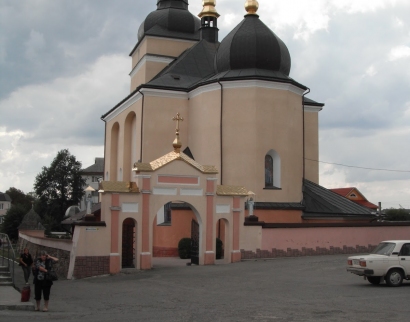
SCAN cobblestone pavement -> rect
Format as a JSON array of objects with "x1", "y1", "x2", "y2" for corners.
[{"x1": 1, "y1": 255, "x2": 410, "y2": 322}]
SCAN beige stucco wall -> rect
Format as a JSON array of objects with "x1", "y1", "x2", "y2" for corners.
[
  {"x1": 141, "y1": 96, "x2": 189, "y2": 162},
  {"x1": 219, "y1": 86, "x2": 304, "y2": 202},
  {"x1": 304, "y1": 110, "x2": 319, "y2": 183},
  {"x1": 130, "y1": 60, "x2": 170, "y2": 92},
  {"x1": 188, "y1": 87, "x2": 222, "y2": 182},
  {"x1": 105, "y1": 99, "x2": 143, "y2": 182},
  {"x1": 72, "y1": 226, "x2": 110, "y2": 257}
]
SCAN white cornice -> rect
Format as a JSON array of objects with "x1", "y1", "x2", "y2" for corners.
[
  {"x1": 131, "y1": 36, "x2": 198, "y2": 56},
  {"x1": 221, "y1": 80, "x2": 306, "y2": 96},
  {"x1": 140, "y1": 88, "x2": 189, "y2": 99},
  {"x1": 130, "y1": 55, "x2": 175, "y2": 78},
  {"x1": 304, "y1": 106, "x2": 323, "y2": 112},
  {"x1": 189, "y1": 83, "x2": 221, "y2": 99},
  {"x1": 103, "y1": 92, "x2": 143, "y2": 122},
  {"x1": 145, "y1": 36, "x2": 198, "y2": 44}
]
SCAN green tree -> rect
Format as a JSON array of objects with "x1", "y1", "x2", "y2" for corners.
[
  {"x1": 33, "y1": 149, "x2": 85, "y2": 231},
  {"x1": 384, "y1": 208, "x2": 410, "y2": 221},
  {"x1": 5, "y1": 187, "x2": 35, "y2": 211},
  {"x1": 0, "y1": 204, "x2": 27, "y2": 241}
]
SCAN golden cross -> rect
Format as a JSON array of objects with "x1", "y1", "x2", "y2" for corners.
[{"x1": 172, "y1": 113, "x2": 184, "y2": 132}]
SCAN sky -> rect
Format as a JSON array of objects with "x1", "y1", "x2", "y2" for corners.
[{"x1": 1, "y1": 0, "x2": 410, "y2": 209}]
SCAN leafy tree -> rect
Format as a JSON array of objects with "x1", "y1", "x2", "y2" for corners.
[
  {"x1": 384, "y1": 208, "x2": 410, "y2": 221},
  {"x1": 33, "y1": 149, "x2": 85, "y2": 231},
  {"x1": 5, "y1": 187, "x2": 35, "y2": 211},
  {"x1": 0, "y1": 204, "x2": 27, "y2": 241}
]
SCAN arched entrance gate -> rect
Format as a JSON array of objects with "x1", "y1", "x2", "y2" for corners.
[{"x1": 102, "y1": 149, "x2": 248, "y2": 273}]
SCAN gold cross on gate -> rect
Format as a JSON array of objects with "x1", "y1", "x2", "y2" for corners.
[{"x1": 172, "y1": 113, "x2": 184, "y2": 132}]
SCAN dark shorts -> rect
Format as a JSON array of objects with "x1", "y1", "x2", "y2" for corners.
[{"x1": 34, "y1": 280, "x2": 52, "y2": 301}]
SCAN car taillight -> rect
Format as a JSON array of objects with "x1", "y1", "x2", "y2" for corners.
[
  {"x1": 359, "y1": 260, "x2": 367, "y2": 267},
  {"x1": 347, "y1": 260, "x2": 352, "y2": 265}
]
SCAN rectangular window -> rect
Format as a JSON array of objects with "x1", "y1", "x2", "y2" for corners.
[{"x1": 0, "y1": 204, "x2": 3, "y2": 210}]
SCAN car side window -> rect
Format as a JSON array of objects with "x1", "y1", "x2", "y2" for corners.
[{"x1": 400, "y1": 244, "x2": 410, "y2": 256}]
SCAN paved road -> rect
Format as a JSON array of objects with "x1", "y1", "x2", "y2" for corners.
[{"x1": 1, "y1": 254, "x2": 409, "y2": 321}]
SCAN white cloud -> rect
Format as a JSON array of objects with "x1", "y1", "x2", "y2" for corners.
[
  {"x1": 0, "y1": 54, "x2": 129, "y2": 193},
  {"x1": 365, "y1": 65, "x2": 378, "y2": 77},
  {"x1": 25, "y1": 29, "x2": 45, "y2": 61},
  {"x1": 388, "y1": 45, "x2": 410, "y2": 61}
]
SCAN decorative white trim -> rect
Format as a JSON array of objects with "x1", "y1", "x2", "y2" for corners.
[
  {"x1": 205, "y1": 251, "x2": 215, "y2": 254},
  {"x1": 153, "y1": 187, "x2": 178, "y2": 195},
  {"x1": 110, "y1": 206, "x2": 121, "y2": 211},
  {"x1": 232, "y1": 208, "x2": 241, "y2": 212},
  {"x1": 207, "y1": 178, "x2": 218, "y2": 181},
  {"x1": 231, "y1": 250, "x2": 241, "y2": 253},
  {"x1": 189, "y1": 83, "x2": 221, "y2": 99},
  {"x1": 122, "y1": 203, "x2": 139, "y2": 213},
  {"x1": 110, "y1": 253, "x2": 120, "y2": 256},
  {"x1": 216, "y1": 204, "x2": 230, "y2": 214},
  {"x1": 140, "y1": 87, "x2": 188, "y2": 99},
  {"x1": 141, "y1": 252, "x2": 151, "y2": 256},
  {"x1": 180, "y1": 188, "x2": 203, "y2": 196},
  {"x1": 141, "y1": 175, "x2": 152, "y2": 179},
  {"x1": 221, "y1": 79, "x2": 305, "y2": 96},
  {"x1": 130, "y1": 55, "x2": 175, "y2": 78},
  {"x1": 206, "y1": 192, "x2": 215, "y2": 196},
  {"x1": 141, "y1": 190, "x2": 152, "y2": 194},
  {"x1": 103, "y1": 92, "x2": 143, "y2": 122},
  {"x1": 304, "y1": 106, "x2": 323, "y2": 112}
]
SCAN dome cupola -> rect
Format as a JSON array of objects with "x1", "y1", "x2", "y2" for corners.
[
  {"x1": 138, "y1": 0, "x2": 200, "y2": 42},
  {"x1": 215, "y1": 0, "x2": 291, "y2": 76}
]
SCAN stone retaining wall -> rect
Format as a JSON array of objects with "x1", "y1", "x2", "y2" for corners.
[{"x1": 16, "y1": 237, "x2": 71, "y2": 280}]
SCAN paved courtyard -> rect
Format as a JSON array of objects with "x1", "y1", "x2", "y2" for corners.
[{"x1": 1, "y1": 254, "x2": 409, "y2": 321}]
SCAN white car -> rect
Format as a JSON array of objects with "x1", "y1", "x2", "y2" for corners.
[{"x1": 347, "y1": 240, "x2": 410, "y2": 287}]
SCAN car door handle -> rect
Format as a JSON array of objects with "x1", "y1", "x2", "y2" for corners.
[{"x1": 401, "y1": 258, "x2": 406, "y2": 260}]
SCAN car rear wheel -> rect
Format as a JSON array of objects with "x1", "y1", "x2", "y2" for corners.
[
  {"x1": 367, "y1": 276, "x2": 381, "y2": 285},
  {"x1": 385, "y1": 269, "x2": 403, "y2": 287}
]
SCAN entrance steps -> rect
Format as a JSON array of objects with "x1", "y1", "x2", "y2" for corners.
[{"x1": 0, "y1": 266, "x2": 13, "y2": 286}]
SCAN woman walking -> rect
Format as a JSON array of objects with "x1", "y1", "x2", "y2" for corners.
[
  {"x1": 34, "y1": 251, "x2": 59, "y2": 312},
  {"x1": 19, "y1": 248, "x2": 33, "y2": 285}
]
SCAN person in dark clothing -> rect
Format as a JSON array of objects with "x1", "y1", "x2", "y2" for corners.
[
  {"x1": 19, "y1": 248, "x2": 34, "y2": 285},
  {"x1": 34, "y1": 251, "x2": 59, "y2": 312}
]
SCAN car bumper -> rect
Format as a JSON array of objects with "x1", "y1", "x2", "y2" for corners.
[{"x1": 347, "y1": 267, "x2": 374, "y2": 276}]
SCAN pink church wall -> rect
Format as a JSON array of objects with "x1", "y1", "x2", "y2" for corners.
[
  {"x1": 241, "y1": 225, "x2": 410, "y2": 259},
  {"x1": 153, "y1": 209, "x2": 196, "y2": 257}
]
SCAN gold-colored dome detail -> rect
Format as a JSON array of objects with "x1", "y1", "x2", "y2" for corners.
[
  {"x1": 245, "y1": 0, "x2": 259, "y2": 15},
  {"x1": 198, "y1": 0, "x2": 220, "y2": 18}
]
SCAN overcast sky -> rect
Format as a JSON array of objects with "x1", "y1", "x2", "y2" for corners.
[{"x1": 1, "y1": 0, "x2": 410, "y2": 209}]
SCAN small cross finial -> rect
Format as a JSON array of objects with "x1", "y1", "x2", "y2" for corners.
[{"x1": 172, "y1": 113, "x2": 184, "y2": 152}]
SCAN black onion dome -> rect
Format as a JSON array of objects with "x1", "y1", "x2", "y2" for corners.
[
  {"x1": 137, "y1": 0, "x2": 200, "y2": 42},
  {"x1": 216, "y1": 14, "x2": 291, "y2": 76}
]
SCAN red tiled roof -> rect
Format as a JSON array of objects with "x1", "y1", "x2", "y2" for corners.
[
  {"x1": 330, "y1": 188, "x2": 354, "y2": 197},
  {"x1": 355, "y1": 200, "x2": 378, "y2": 209}
]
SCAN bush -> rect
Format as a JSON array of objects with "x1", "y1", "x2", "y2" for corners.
[
  {"x1": 178, "y1": 238, "x2": 191, "y2": 259},
  {"x1": 385, "y1": 209, "x2": 410, "y2": 221},
  {"x1": 216, "y1": 238, "x2": 223, "y2": 259}
]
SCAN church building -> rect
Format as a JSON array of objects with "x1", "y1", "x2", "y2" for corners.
[{"x1": 77, "y1": 0, "x2": 374, "y2": 273}]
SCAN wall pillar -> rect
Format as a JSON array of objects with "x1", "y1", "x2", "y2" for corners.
[
  {"x1": 109, "y1": 193, "x2": 121, "y2": 274},
  {"x1": 204, "y1": 178, "x2": 216, "y2": 265},
  {"x1": 231, "y1": 197, "x2": 241, "y2": 262},
  {"x1": 140, "y1": 175, "x2": 152, "y2": 269}
]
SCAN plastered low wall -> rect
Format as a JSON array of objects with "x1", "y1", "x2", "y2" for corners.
[
  {"x1": 241, "y1": 224, "x2": 410, "y2": 259},
  {"x1": 17, "y1": 232, "x2": 72, "y2": 279}
]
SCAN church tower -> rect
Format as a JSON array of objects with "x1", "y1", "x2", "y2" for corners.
[
  {"x1": 129, "y1": 0, "x2": 200, "y2": 91},
  {"x1": 198, "y1": 0, "x2": 219, "y2": 43}
]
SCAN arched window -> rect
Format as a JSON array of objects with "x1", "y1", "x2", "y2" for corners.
[
  {"x1": 265, "y1": 155, "x2": 273, "y2": 187},
  {"x1": 265, "y1": 150, "x2": 281, "y2": 188}
]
